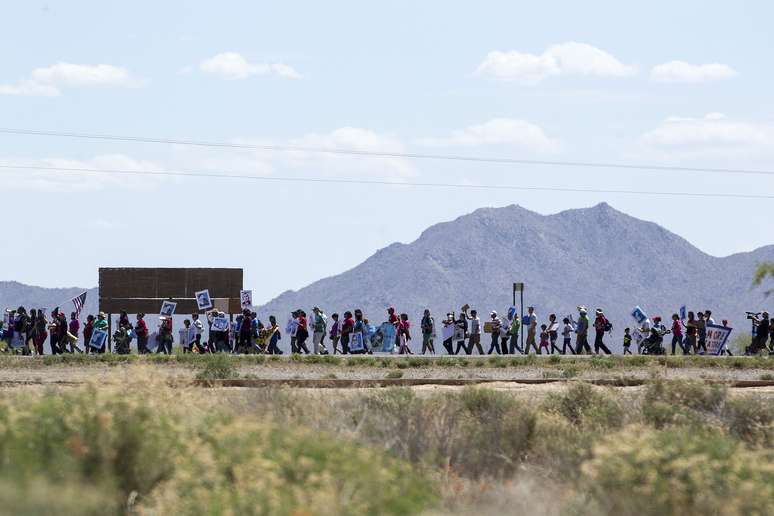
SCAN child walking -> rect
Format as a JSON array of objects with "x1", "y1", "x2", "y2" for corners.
[
  {"x1": 623, "y1": 328, "x2": 632, "y2": 355},
  {"x1": 561, "y1": 318, "x2": 575, "y2": 354},
  {"x1": 398, "y1": 313, "x2": 413, "y2": 354},
  {"x1": 538, "y1": 324, "x2": 550, "y2": 355}
]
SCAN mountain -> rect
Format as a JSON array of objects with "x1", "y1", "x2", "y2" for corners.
[
  {"x1": 0, "y1": 282, "x2": 98, "y2": 318},
  {"x1": 256, "y1": 203, "x2": 774, "y2": 351}
]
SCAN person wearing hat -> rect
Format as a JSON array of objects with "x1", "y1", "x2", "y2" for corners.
[
  {"x1": 575, "y1": 306, "x2": 592, "y2": 354},
  {"x1": 487, "y1": 311, "x2": 501, "y2": 354},
  {"x1": 91, "y1": 312, "x2": 108, "y2": 353},
  {"x1": 157, "y1": 315, "x2": 173, "y2": 354},
  {"x1": 464, "y1": 308, "x2": 484, "y2": 355},
  {"x1": 749, "y1": 311, "x2": 770, "y2": 354},
  {"x1": 593, "y1": 308, "x2": 612, "y2": 355}
]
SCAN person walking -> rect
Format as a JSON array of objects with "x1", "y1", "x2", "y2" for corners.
[
  {"x1": 157, "y1": 316, "x2": 173, "y2": 354},
  {"x1": 454, "y1": 312, "x2": 468, "y2": 355},
  {"x1": 68, "y1": 312, "x2": 82, "y2": 353},
  {"x1": 684, "y1": 311, "x2": 698, "y2": 354},
  {"x1": 340, "y1": 311, "x2": 354, "y2": 354},
  {"x1": 311, "y1": 307, "x2": 327, "y2": 354},
  {"x1": 286, "y1": 311, "x2": 299, "y2": 354},
  {"x1": 547, "y1": 314, "x2": 562, "y2": 354},
  {"x1": 524, "y1": 307, "x2": 539, "y2": 354},
  {"x1": 623, "y1": 328, "x2": 633, "y2": 355},
  {"x1": 266, "y1": 315, "x2": 282, "y2": 354},
  {"x1": 593, "y1": 308, "x2": 612, "y2": 354},
  {"x1": 92, "y1": 312, "x2": 108, "y2": 353},
  {"x1": 329, "y1": 313, "x2": 341, "y2": 354},
  {"x1": 670, "y1": 313, "x2": 687, "y2": 354},
  {"x1": 465, "y1": 309, "x2": 484, "y2": 355},
  {"x1": 575, "y1": 306, "x2": 592, "y2": 354},
  {"x1": 696, "y1": 311, "x2": 708, "y2": 354},
  {"x1": 135, "y1": 313, "x2": 149, "y2": 353},
  {"x1": 561, "y1": 317, "x2": 575, "y2": 354},
  {"x1": 191, "y1": 313, "x2": 206, "y2": 353},
  {"x1": 420, "y1": 309, "x2": 435, "y2": 355},
  {"x1": 33, "y1": 309, "x2": 48, "y2": 355},
  {"x1": 487, "y1": 311, "x2": 501, "y2": 354},
  {"x1": 296, "y1": 310, "x2": 310, "y2": 354},
  {"x1": 82, "y1": 315, "x2": 93, "y2": 355},
  {"x1": 508, "y1": 314, "x2": 522, "y2": 353},
  {"x1": 398, "y1": 313, "x2": 413, "y2": 354},
  {"x1": 441, "y1": 313, "x2": 455, "y2": 354}
]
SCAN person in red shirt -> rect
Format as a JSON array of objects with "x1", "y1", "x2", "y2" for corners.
[
  {"x1": 593, "y1": 308, "x2": 612, "y2": 355},
  {"x1": 671, "y1": 313, "x2": 687, "y2": 355},
  {"x1": 82, "y1": 315, "x2": 94, "y2": 354},
  {"x1": 135, "y1": 313, "x2": 149, "y2": 353},
  {"x1": 295, "y1": 310, "x2": 310, "y2": 354},
  {"x1": 340, "y1": 311, "x2": 355, "y2": 354}
]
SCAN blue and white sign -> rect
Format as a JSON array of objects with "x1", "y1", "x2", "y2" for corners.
[
  {"x1": 631, "y1": 306, "x2": 649, "y2": 325},
  {"x1": 211, "y1": 316, "x2": 229, "y2": 332},
  {"x1": 89, "y1": 329, "x2": 108, "y2": 350},
  {"x1": 349, "y1": 332, "x2": 365, "y2": 352},
  {"x1": 706, "y1": 324, "x2": 733, "y2": 355},
  {"x1": 679, "y1": 305, "x2": 687, "y2": 321},
  {"x1": 373, "y1": 322, "x2": 397, "y2": 353}
]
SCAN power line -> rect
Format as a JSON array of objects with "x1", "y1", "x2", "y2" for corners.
[
  {"x1": 1, "y1": 163, "x2": 772, "y2": 200},
  {"x1": 1, "y1": 127, "x2": 774, "y2": 177}
]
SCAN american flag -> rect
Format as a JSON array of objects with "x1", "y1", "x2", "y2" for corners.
[{"x1": 71, "y1": 291, "x2": 88, "y2": 319}]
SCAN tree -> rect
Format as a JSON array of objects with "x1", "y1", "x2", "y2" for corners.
[{"x1": 753, "y1": 262, "x2": 774, "y2": 296}]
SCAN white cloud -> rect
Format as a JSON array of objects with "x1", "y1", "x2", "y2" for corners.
[
  {"x1": 640, "y1": 113, "x2": 774, "y2": 155},
  {"x1": 0, "y1": 62, "x2": 144, "y2": 96},
  {"x1": 475, "y1": 42, "x2": 637, "y2": 84},
  {"x1": 1, "y1": 154, "x2": 165, "y2": 191},
  {"x1": 282, "y1": 127, "x2": 413, "y2": 178},
  {"x1": 650, "y1": 61, "x2": 738, "y2": 83},
  {"x1": 199, "y1": 52, "x2": 302, "y2": 80},
  {"x1": 417, "y1": 118, "x2": 559, "y2": 152}
]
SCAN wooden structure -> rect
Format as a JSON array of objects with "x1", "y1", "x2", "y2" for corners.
[{"x1": 98, "y1": 267, "x2": 243, "y2": 349}]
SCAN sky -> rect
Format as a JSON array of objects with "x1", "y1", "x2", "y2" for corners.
[{"x1": 1, "y1": 1, "x2": 773, "y2": 305}]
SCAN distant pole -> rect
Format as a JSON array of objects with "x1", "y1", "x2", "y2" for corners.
[{"x1": 513, "y1": 282, "x2": 525, "y2": 351}]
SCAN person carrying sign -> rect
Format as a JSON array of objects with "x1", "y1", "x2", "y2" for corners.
[{"x1": 575, "y1": 306, "x2": 592, "y2": 354}]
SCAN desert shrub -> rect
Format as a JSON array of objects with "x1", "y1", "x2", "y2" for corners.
[
  {"x1": 141, "y1": 420, "x2": 435, "y2": 516},
  {"x1": 0, "y1": 385, "x2": 182, "y2": 511},
  {"x1": 544, "y1": 382, "x2": 624, "y2": 430},
  {"x1": 722, "y1": 396, "x2": 774, "y2": 446},
  {"x1": 530, "y1": 413, "x2": 596, "y2": 479},
  {"x1": 386, "y1": 370, "x2": 404, "y2": 379},
  {"x1": 0, "y1": 478, "x2": 115, "y2": 516},
  {"x1": 548, "y1": 354, "x2": 561, "y2": 364},
  {"x1": 194, "y1": 353, "x2": 238, "y2": 380},
  {"x1": 353, "y1": 388, "x2": 535, "y2": 478},
  {"x1": 643, "y1": 379, "x2": 726, "y2": 428},
  {"x1": 580, "y1": 427, "x2": 774, "y2": 516}
]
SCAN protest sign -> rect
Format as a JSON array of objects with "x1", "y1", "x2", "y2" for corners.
[
  {"x1": 705, "y1": 324, "x2": 732, "y2": 355},
  {"x1": 160, "y1": 300, "x2": 177, "y2": 317},
  {"x1": 631, "y1": 306, "x2": 649, "y2": 325},
  {"x1": 146, "y1": 332, "x2": 159, "y2": 352},
  {"x1": 89, "y1": 329, "x2": 108, "y2": 350},
  {"x1": 372, "y1": 322, "x2": 396, "y2": 353},
  {"x1": 195, "y1": 290, "x2": 213, "y2": 311},
  {"x1": 211, "y1": 316, "x2": 229, "y2": 332},
  {"x1": 179, "y1": 327, "x2": 196, "y2": 347},
  {"x1": 240, "y1": 290, "x2": 253, "y2": 310},
  {"x1": 441, "y1": 322, "x2": 455, "y2": 342},
  {"x1": 349, "y1": 332, "x2": 365, "y2": 352},
  {"x1": 679, "y1": 305, "x2": 687, "y2": 321}
]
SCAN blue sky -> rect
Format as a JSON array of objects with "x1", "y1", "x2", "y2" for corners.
[{"x1": 2, "y1": 1, "x2": 773, "y2": 304}]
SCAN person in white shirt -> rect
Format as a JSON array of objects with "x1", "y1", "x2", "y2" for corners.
[
  {"x1": 464, "y1": 309, "x2": 484, "y2": 354},
  {"x1": 525, "y1": 307, "x2": 539, "y2": 354}
]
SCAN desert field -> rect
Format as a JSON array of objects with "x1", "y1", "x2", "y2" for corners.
[{"x1": 0, "y1": 354, "x2": 772, "y2": 515}]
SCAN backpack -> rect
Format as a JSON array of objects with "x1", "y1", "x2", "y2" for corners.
[{"x1": 603, "y1": 319, "x2": 613, "y2": 332}]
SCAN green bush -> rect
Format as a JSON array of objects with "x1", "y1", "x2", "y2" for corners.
[
  {"x1": 580, "y1": 427, "x2": 774, "y2": 516},
  {"x1": 194, "y1": 353, "x2": 238, "y2": 380},
  {"x1": 544, "y1": 382, "x2": 624, "y2": 429},
  {"x1": 722, "y1": 396, "x2": 774, "y2": 446},
  {"x1": 643, "y1": 379, "x2": 726, "y2": 428}
]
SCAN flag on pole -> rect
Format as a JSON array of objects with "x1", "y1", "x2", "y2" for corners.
[{"x1": 71, "y1": 291, "x2": 88, "y2": 319}]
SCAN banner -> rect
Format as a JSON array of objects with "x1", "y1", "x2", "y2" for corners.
[
  {"x1": 631, "y1": 306, "x2": 649, "y2": 325},
  {"x1": 705, "y1": 324, "x2": 732, "y2": 355},
  {"x1": 240, "y1": 290, "x2": 253, "y2": 310},
  {"x1": 372, "y1": 322, "x2": 396, "y2": 353}
]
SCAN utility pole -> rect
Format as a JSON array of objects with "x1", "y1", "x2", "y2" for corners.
[{"x1": 513, "y1": 282, "x2": 524, "y2": 351}]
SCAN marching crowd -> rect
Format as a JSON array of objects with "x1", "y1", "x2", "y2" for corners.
[{"x1": 1, "y1": 303, "x2": 772, "y2": 356}]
